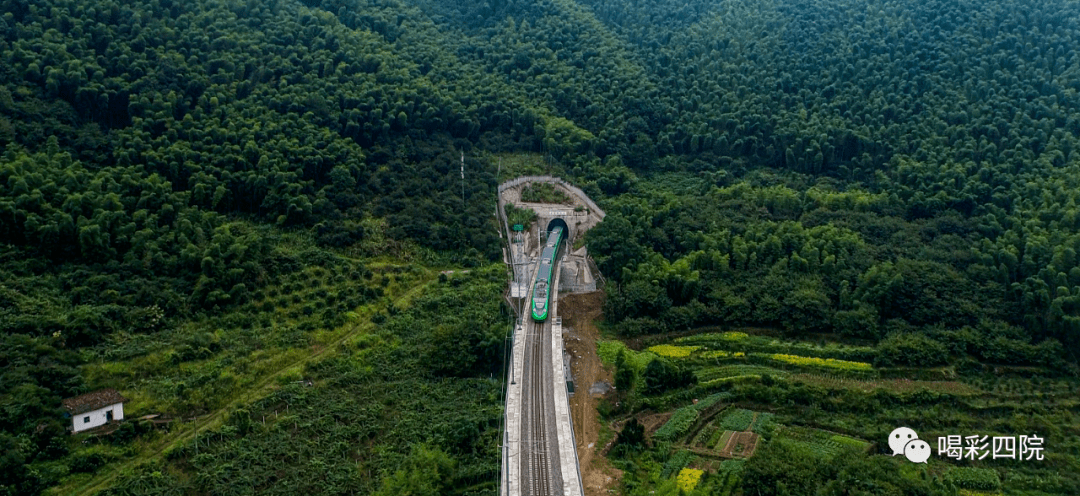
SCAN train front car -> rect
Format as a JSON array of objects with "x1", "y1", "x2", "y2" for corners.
[
  {"x1": 530, "y1": 227, "x2": 564, "y2": 322},
  {"x1": 531, "y1": 278, "x2": 550, "y2": 321}
]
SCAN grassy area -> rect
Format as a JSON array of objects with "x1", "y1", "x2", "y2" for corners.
[
  {"x1": 51, "y1": 262, "x2": 438, "y2": 496},
  {"x1": 520, "y1": 182, "x2": 572, "y2": 204},
  {"x1": 492, "y1": 153, "x2": 562, "y2": 182},
  {"x1": 82, "y1": 261, "x2": 415, "y2": 415},
  {"x1": 788, "y1": 373, "x2": 981, "y2": 395},
  {"x1": 696, "y1": 365, "x2": 789, "y2": 383}
]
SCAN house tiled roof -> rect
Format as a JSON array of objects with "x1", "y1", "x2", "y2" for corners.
[{"x1": 61, "y1": 389, "x2": 126, "y2": 415}]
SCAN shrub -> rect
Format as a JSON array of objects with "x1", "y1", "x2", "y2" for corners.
[
  {"x1": 70, "y1": 450, "x2": 110, "y2": 473},
  {"x1": 660, "y1": 450, "x2": 695, "y2": 478},
  {"x1": 520, "y1": 183, "x2": 571, "y2": 204},
  {"x1": 644, "y1": 358, "x2": 697, "y2": 394},
  {"x1": 611, "y1": 418, "x2": 646, "y2": 456},
  {"x1": 504, "y1": 202, "x2": 538, "y2": 227},
  {"x1": 833, "y1": 304, "x2": 880, "y2": 339},
  {"x1": 717, "y1": 459, "x2": 745, "y2": 477},
  {"x1": 874, "y1": 333, "x2": 948, "y2": 367}
]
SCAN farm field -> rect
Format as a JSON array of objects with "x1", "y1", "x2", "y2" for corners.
[
  {"x1": 44, "y1": 262, "x2": 510, "y2": 496},
  {"x1": 597, "y1": 328, "x2": 1080, "y2": 495}
]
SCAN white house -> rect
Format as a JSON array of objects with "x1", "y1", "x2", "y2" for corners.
[{"x1": 62, "y1": 389, "x2": 126, "y2": 433}]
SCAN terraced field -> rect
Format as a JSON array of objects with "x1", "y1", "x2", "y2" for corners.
[
  {"x1": 601, "y1": 328, "x2": 1078, "y2": 495},
  {"x1": 775, "y1": 425, "x2": 872, "y2": 460}
]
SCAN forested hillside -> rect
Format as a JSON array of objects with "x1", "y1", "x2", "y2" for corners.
[
  {"x1": 2, "y1": 0, "x2": 1080, "y2": 493},
  {"x1": 583, "y1": 0, "x2": 1080, "y2": 359}
]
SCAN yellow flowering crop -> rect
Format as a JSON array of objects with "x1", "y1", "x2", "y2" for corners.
[
  {"x1": 768, "y1": 354, "x2": 872, "y2": 370},
  {"x1": 676, "y1": 467, "x2": 704, "y2": 492},
  {"x1": 676, "y1": 331, "x2": 747, "y2": 343},
  {"x1": 647, "y1": 344, "x2": 700, "y2": 358}
]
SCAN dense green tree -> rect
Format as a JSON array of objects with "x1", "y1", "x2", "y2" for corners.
[
  {"x1": 739, "y1": 438, "x2": 837, "y2": 496},
  {"x1": 373, "y1": 445, "x2": 457, "y2": 496},
  {"x1": 874, "y1": 332, "x2": 950, "y2": 367},
  {"x1": 642, "y1": 358, "x2": 696, "y2": 395},
  {"x1": 611, "y1": 418, "x2": 646, "y2": 457}
]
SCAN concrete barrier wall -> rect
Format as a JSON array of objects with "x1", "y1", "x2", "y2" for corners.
[{"x1": 498, "y1": 176, "x2": 606, "y2": 220}]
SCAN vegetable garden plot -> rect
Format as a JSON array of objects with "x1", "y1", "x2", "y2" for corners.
[
  {"x1": 718, "y1": 430, "x2": 759, "y2": 458},
  {"x1": 719, "y1": 408, "x2": 756, "y2": 431}
]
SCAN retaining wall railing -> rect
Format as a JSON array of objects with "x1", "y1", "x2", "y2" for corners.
[{"x1": 498, "y1": 176, "x2": 606, "y2": 220}]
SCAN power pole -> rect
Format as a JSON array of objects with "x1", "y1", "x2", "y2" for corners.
[
  {"x1": 509, "y1": 318, "x2": 516, "y2": 386},
  {"x1": 460, "y1": 151, "x2": 466, "y2": 207}
]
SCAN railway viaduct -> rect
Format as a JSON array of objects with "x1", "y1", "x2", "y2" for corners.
[{"x1": 497, "y1": 177, "x2": 603, "y2": 496}]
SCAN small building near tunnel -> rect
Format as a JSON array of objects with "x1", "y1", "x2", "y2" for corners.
[{"x1": 62, "y1": 388, "x2": 126, "y2": 433}]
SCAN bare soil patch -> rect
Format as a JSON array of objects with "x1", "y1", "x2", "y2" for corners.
[
  {"x1": 719, "y1": 431, "x2": 760, "y2": 458},
  {"x1": 560, "y1": 291, "x2": 622, "y2": 496},
  {"x1": 638, "y1": 412, "x2": 673, "y2": 438}
]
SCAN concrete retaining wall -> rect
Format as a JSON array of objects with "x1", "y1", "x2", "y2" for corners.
[{"x1": 498, "y1": 176, "x2": 606, "y2": 220}]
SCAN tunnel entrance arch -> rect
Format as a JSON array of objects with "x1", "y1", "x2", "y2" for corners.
[{"x1": 544, "y1": 218, "x2": 570, "y2": 255}]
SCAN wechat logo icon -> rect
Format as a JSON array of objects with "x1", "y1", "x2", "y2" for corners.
[{"x1": 889, "y1": 427, "x2": 930, "y2": 463}]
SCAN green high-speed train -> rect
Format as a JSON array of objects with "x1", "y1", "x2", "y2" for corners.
[{"x1": 530, "y1": 226, "x2": 564, "y2": 321}]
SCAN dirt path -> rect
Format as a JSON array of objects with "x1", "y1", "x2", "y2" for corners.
[{"x1": 559, "y1": 291, "x2": 622, "y2": 496}]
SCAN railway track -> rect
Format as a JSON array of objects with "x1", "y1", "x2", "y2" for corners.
[{"x1": 521, "y1": 321, "x2": 562, "y2": 495}]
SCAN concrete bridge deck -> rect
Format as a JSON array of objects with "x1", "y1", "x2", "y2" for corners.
[{"x1": 500, "y1": 177, "x2": 594, "y2": 496}]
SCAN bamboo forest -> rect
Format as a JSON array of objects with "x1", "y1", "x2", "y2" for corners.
[{"x1": 1, "y1": 0, "x2": 1079, "y2": 494}]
